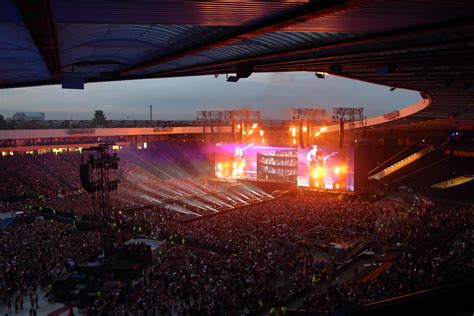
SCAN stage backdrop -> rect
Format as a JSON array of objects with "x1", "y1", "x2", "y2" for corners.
[{"x1": 215, "y1": 143, "x2": 354, "y2": 191}]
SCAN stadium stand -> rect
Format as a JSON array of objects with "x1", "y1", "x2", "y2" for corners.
[{"x1": 0, "y1": 0, "x2": 473, "y2": 315}]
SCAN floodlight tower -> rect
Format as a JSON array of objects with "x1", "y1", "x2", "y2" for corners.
[{"x1": 79, "y1": 144, "x2": 120, "y2": 269}]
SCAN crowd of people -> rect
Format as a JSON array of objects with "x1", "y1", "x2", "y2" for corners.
[
  {"x1": 0, "y1": 218, "x2": 101, "y2": 315},
  {"x1": 114, "y1": 193, "x2": 471, "y2": 314},
  {"x1": 0, "y1": 150, "x2": 220, "y2": 217},
  {"x1": 302, "y1": 205, "x2": 473, "y2": 310},
  {"x1": 0, "y1": 150, "x2": 472, "y2": 315},
  {"x1": 89, "y1": 192, "x2": 470, "y2": 314}
]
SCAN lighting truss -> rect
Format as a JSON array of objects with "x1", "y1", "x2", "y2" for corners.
[
  {"x1": 80, "y1": 143, "x2": 120, "y2": 268},
  {"x1": 332, "y1": 107, "x2": 366, "y2": 128},
  {"x1": 292, "y1": 108, "x2": 327, "y2": 122}
]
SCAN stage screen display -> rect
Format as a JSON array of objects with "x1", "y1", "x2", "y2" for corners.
[
  {"x1": 215, "y1": 143, "x2": 354, "y2": 191},
  {"x1": 297, "y1": 145, "x2": 354, "y2": 191},
  {"x1": 215, "y1": 143, "x2": 298, "y2": 183}
]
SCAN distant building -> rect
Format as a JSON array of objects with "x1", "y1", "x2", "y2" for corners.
[{"x1": 11, "y1": 112, "x2": 45, "y2": 121}]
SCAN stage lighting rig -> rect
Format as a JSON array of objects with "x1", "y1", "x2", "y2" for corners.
[
  {"x1": 197, "y1": 110, "x2": 262, "y2": 143},
  {"x1": 197, "y1": 110, "x2": 228, "y2": 142},
  {"x1": 292, "y1": 108, "x2": 327, "y2": 148},
  {"x1": 226, "y1": 110, "x2": 261, "y2": 143},
  {"x1": 332, "y1": 107, "x2": 365, "y2": 148}
]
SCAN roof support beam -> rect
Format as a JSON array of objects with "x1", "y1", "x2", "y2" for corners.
[
  {"x1": 153, "y1": 16, "x2": 474, "y2": 78},
  {"x1": 120, "y1": 0, "x2": 350, "y2": 76},
  {"x1": 15, "y1": 0, "x2": 61, "y2": 81},
  {"x1": 184, "y1": 47, "x2": 474, "y2": 77}
]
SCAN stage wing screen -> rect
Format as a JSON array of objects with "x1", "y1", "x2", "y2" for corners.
[{"x1": 297, "y1": 145, "x2": 354, "y2": 191}]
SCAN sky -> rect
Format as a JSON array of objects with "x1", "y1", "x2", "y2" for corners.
[{"x1": 0, "y1": 72, "x2": 420, "y2": 121}]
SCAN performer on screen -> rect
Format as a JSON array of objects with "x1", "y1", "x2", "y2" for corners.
[
  {"x1": 307, "y1": 145, "x2": 337, "y2": 187},
  {"x1": 306, "y1": 145, "x2": 324, "y2": 168},
  {"x1": 233, "y1": 143, "x2": 254, "y2": 178}
]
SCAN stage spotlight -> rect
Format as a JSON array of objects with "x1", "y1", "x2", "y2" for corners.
[
  {"x1": 320, "y1": 126, "x2": 328, "y2": 132},
  {"x1": 227, "y1": 76, "x2": 239, "y2": 82},
  {"x1": 334, "y1": 166, "x2": 340, "y2": 175},
  {"x1": 252, "y1": 123, "x2": 258, "y2": 129},
  {"x1": 236, "y1": 62, "x2": 253, "y2": 78},
  {"x1": 302, "y1": 126, "x2": 308, "y2": 132},
  {"x1": 227, "y1": 63, "x2": 254, "y2": 82},
  {"x1": 315, "y1": 72, "x2": 326, "y2": 79}
]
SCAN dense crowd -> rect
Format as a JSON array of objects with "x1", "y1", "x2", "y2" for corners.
[
  {"x1": 83, "y1": 192, "x2": 468, "y2": 315},
  {"x1": 301, "y1": 200, "x2": 473, "y2": 310},
  {"x1": 0, "y1": 151, "x2": 472, "y2": 315},
  {"x1": 0, "y1": 151, "x2": 219, "y2": 217},
  {"x1": 0, "y1": 218, "x2": 101, "y2": 314},
  {"x1": 112, "y1": 193, "x2": 471, "y2": 314}
]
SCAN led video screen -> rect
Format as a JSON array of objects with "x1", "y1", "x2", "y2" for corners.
[
  {"x1": 215, "y1": 143, "x2": 354, "y2": 191},
  {"x1": 215, "y1": 143, "x2": 298, "y2": 183},
  {"x1": 297, "y1": 145, "x2": 354, "y2": 191}
]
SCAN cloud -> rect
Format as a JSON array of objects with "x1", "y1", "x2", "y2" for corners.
[{"x1": 0, "y1": 72, "x2": 420, "y2": 120}]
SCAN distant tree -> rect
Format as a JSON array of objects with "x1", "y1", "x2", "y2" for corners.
[{"x1": 92, "y1": 110, "x2": 107, "y2": 127}]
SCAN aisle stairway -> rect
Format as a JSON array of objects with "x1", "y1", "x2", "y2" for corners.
[
  {"x1": 369, "y1": 146, "x2": 435, "y2": 181},
  {"x1": 431, "y1": 175, "x2": 474, "y2": 189}
]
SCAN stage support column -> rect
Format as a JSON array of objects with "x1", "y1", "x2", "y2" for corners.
[
  {"x1": 299, "y1": 120, "x2": 304, "y2": 149},
  {"x1": 339, "y1": 118, "x2": 347, "y2": 191},
  {"x1": 339, "y1": 117, "x2": 344, "y2": 149},
  {"x1": 231, "y1": 121, "x2": 236, "y2": 142},
  {"x1": 306, "y1": 122, "x2": 313, "y2": 146}
]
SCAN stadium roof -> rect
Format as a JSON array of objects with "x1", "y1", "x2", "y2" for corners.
[{"x1": 1, "y1": 0, "x2": 474, "y2": 127}]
